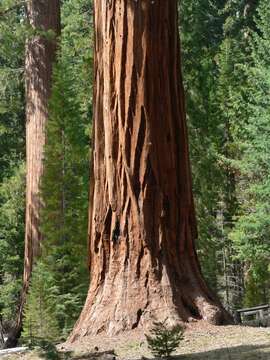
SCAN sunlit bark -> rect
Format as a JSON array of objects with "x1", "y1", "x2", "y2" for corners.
[{"x1": 70, "y1": 0, "x2": 230, "y2": 340}]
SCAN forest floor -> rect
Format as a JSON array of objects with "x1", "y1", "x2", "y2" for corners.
[{"x1": 1, "y1": 322, "x2": 270, "y2": 359}]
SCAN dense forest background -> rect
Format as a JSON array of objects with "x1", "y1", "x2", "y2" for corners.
[{"x1": 0, "y1": 0, "x2": 270, "y2": 341}]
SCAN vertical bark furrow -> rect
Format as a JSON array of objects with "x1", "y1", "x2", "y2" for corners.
[
  {"x1": 132, "y1": 105, "x2": 146, "y2": 200},
  {"x1": 118, "y1": 1, "x2": 128, "y2": 128},
  {"x1": 126, "y1": 64, "x2": 138, "y2": 135},
  {"x1": 124, "y1": 127, "x2": 131, "y2": 167}
]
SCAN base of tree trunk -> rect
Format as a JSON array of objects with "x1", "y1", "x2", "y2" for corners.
[{"x1": 69, "y1": 255, "x2": 231, "y2": 341}]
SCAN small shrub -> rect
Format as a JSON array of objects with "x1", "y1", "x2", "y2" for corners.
[{"x1": 146, "y1": 321, "x2": 184, "y2": 358}]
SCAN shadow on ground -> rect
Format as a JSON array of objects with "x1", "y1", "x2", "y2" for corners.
[{"x1": 132, "y1": 344, "x2": 270, "y2": 360}]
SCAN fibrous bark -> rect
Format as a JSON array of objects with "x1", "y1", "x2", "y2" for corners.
[
  {"x1": 24, "y1": 0, "x2": 60, "y2": 287},
  {"x1": 5, "y1": 0, "x2": 60, "y2": 347},
  {"x1": 70, "y1": 0, "x2": 230, "y2": 340}
]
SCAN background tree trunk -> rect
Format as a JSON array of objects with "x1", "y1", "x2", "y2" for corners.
[
  {"x1": 5, "y1": 0, "x2": 60, "y2": 347},
  {"x1": 0, "y1": 317, "x2": 4, "y2": 349},
  {"x1": 24, "y1": 0, "x2": 60, "y2": 293},
  {"x1": 70, "y1": 0, "x2": 230, "y2": 340}
]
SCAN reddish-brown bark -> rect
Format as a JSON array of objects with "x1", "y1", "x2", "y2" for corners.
[
  {"x1": 23, "y1": 0, "x2": 60, "y2": 291},
  {"x1": 70, "y1": 0, "x2": 230, "y2": 340},
  {"x1": 5, "y1": 0, "x2": 60, "y2": 347}
]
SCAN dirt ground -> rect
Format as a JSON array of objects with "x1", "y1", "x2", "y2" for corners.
[{"x1": 2, "y1": 322, "x2": 270, "y2": 359}]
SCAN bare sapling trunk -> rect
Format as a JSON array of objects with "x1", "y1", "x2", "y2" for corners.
[
  {"x1": 70, "y1": 0, "x2": 231, "y2": 340},
  {"x1": 5, "y1": 0, "x2": 60, "y2": 347}
]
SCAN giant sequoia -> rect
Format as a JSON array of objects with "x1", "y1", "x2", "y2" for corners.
[
  {"x1": 71, "y1": 0, "x2": 229, "y2": 339},
  {"x1": 6, "y1": 0, "x2": 60, "y2": 347},
  {"x1": 24, "y1": 0, "x2": 60, "y2": 288}
]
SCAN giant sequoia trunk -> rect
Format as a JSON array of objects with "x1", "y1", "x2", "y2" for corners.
[
  {"x1": 5, "y1": 0, "x2": 60, "y2": 347},
  {"x1": 24, "y1": 0, "x2": 60, "y2": 290},
  {"x1": 70, "y1": 0, "x2": 230, "y2": 340}
]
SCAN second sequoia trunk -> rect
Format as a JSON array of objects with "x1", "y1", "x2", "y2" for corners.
[
  {"x1": 5, "y1": 0, "x2": 60, "y2": 347},
  {"x1": 24, "y1": 0, "x2": 60, "y2": 292},
  {"x1": 71, "y1": 0, "x2": 230, "y2": 339}
]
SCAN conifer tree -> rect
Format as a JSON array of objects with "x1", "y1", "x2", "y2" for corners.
[
  {"x1": 0, "y1": 164, "x2": 25, "y2": 328},
  {"x1": 180, "y1": 0, "x2": 227, "y2": 294},
  {"x1": 0, "y1": 0, "x2": 26, "y2": 336},
  {"x1": 210, "y1": 0, "x2": 259, "y2": 308},
  {"x1": 21, "y1": 261, "x2": 60, "y2": 343},
  {"x1": 37, "y1": 58, "x2": 89, "y2": 338},
  {"x1": 229, "y1": 0, "x2": 270, "y2": 306},
  {"x1": 146, "y1": 322, "x2": 184, "y2": 359}
]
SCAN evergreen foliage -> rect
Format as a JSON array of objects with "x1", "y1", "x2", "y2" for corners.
[
  {"x1": 61, "y1": 0, "x2": 93, "y2": 126},
  {"x1": 180, "y1": 0, "x2": 269, "y2": 311},
  {"x1": 0, "y1": 0, "x2": 26, "y2": 331},
  {"x1": 210, "y1": 1, "x2": 254, "y2": 309},
  {"x1": 0, "y1": 164, "x2": 25, "y2": 328},
  {"x1": 0, "y1": 0, "x2": 25, "y2": 177},
  {"x1": 23, "y1": 64, "x2": 89, "y2": 337},
  {"x1": 146, "y1": 321, "x2": 184, "y2": 359},
  {"x1": 21, "y1": 261, "x2": 60, "y2": 343},
  {"x1": 180, "y1": 0, "x2": 242, "y2": 306},
  {"x1": 229, "y1": 0, "x2": 270, "y2": 306}
]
